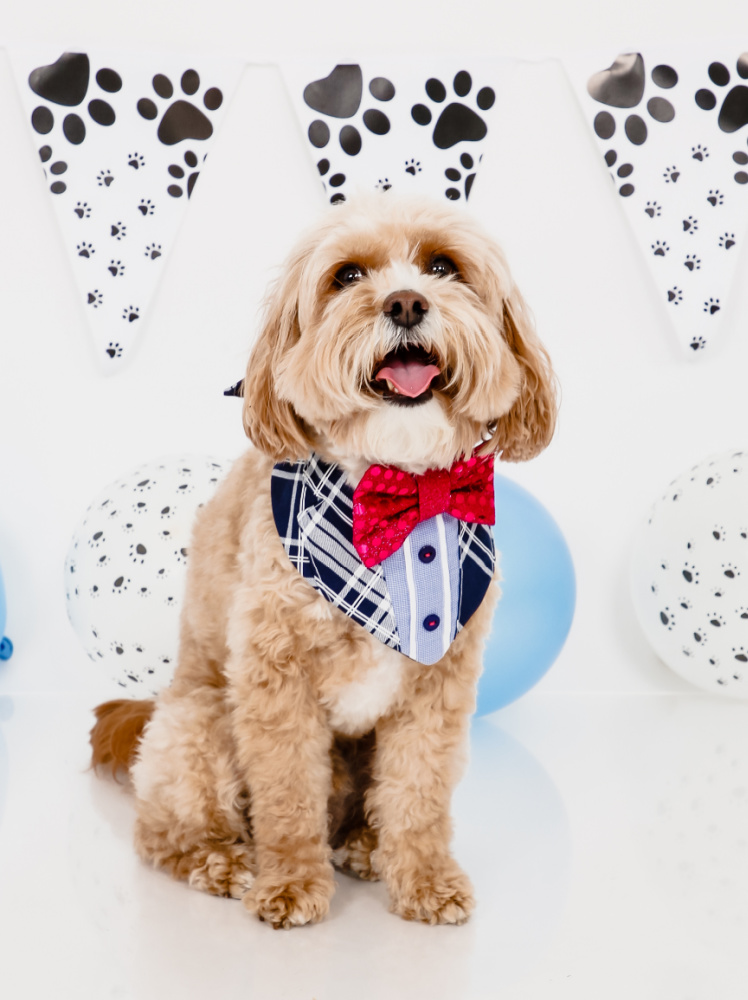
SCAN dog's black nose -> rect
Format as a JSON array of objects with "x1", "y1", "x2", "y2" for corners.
[{"x1": 383, "y1": 290, "x2": 429, "y2": 329}]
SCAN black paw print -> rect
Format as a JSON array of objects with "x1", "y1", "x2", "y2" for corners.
[
  {"x1": 651, "y1": 240, "x2": 669, "y2": 257},
  {"x1": 704, "y1": 297, "x2": 721, "y2": 314},
  {"x1": 29, "y1": 53, "x2": 121, "y2": 146},
  {"x1": 74, "y1": 201, "x2": 91, "y2": 218},
  {"x1": 375, "y1": 177, "x2": 392, "y2": 191},
  {"x1": 129, "y1": 543, "x2": 148, "y2": 564},
  {"x1": 719, "y1": 232, "x2": 736, "y2": 249},
  {"x1": 38, "y1": 146, "x2": 68, "y2": 194},
  {"x1": 128, "y1": 152, "x2": 145, "y2": 169},
  {"x1": 411, "y1": 71, "x2": 495, "y2": 149},
  {"x1": 692, "y1": 143, "x2": 709, "y2": 160},
  {"x1": 683, "y1": 216, "x2": 698, "y2": 233},
  {"x1": 305, "y1": 65, "x2": 394, "y2": 163},
  {"x1": 733, "y1": 150, "x2": 748, "y2": 184},
  {"x1": 667, "y1": 286, "x2": 683, "y2": 304},
  {"x1": 144, "y1": 242, "x2": 162, "y2": 260},
  {"x1": 689, "y1": 335, "x2": 707, "y2": 351},
  {"x1": 405, "y1": 158, "x2": 422, "y2": 175},
  {"x1": 444, "y1": 152, "x2": 479, "y2": 200},
  {"x1": 644, "y1": 200, "x2": 661, "y2": 217},
  {"x1": 76, "y1": 241, "x2": 94, "y2": 258},
  {"x1": 111, "y1": 575, "x2": 130, "y2": 594},
  {"x1": 682, "y1": 562, "x2": 699, "y2": 583},
  {"x1": 695, "y1": 57, "x2": 748, "y2": 134},
  {"x1": 659, "y1": 606, "x2": 677, "y2": 631},
  {"x1": 138, "y1": 198, "x2": 155, "y2": 216},
  {"x1": 108, "y1": 259, "x2": 125, "y2": 277},
  {"x1": 105, "y1": 342, "x2": 122, "y2": 359},
  {"x1": 137, "y1": 70, "x2": 223, "y2": 145},
  {"x1": 707, "y1": 189, "x2": 724, "y2": 206},
  {"x1": 167, "y1": 150, "x2": 203, "y2": 198},
  {"x1": 87, "y1": 289, "x2": 103, "y2": 308},
  {"x1": 684, "y1": 254, "x2": 701, "y2": 271},
  {"x1": 87, "y1": 531, "x2": 105, "y2": 548},
  {"x1": 663, "y1": 165, "x2": 680, "y2": 183},
  {"x1": 111, "y1": 221, "x2": 126, "y2": 239},
  {"x1": 123, "y1": 305, "x2": 139, "y2": 323},
  {"x1": 97, "y1": 169, "x2": 114, "y2": 187},
  {"x1": 589, "y1": 54, "x2": 676, "y2": 149}
]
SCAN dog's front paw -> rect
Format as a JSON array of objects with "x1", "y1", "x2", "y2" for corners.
[
  {"x1": 243, "y1": 865, "x2": 335, "y2": 929},
  {"x1": 388, "y1": 860, "x2": 474, "y2": 925}
]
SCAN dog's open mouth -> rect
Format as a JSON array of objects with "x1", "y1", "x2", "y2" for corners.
[{"x1": 373, "y1": 346, "x2": 443, "y2": 406}]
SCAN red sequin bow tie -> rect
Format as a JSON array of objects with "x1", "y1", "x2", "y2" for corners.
[{"x1": 352, "y1": 455, "x2": 495, "y2": 567}]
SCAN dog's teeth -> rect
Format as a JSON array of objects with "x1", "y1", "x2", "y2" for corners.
[{"x1": 385, "y1": 379, "x2": 395, "y2": 392}]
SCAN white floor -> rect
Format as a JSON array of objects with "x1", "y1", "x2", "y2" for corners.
[{"x1": 1, "y1": 690, "x2": 746, "y2": 1000}]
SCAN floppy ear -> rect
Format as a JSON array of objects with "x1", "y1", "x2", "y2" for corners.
[
  {"x1": 241, "y1": 249, "x2": 316, "y2": 461},
  {"x1": 485, "y1": 286, "x2": 558, "y2": 462}
]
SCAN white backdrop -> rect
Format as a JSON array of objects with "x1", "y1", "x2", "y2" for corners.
[{"x1": 2, "y1": 0, "x2": 748, "y2": 699}]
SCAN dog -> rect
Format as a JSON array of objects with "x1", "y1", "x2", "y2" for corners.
[{"x1": 90, "y1": 193, "x2": 557, "y2": 929}]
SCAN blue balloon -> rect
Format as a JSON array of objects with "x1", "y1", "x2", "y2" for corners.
[
  {"x1": 0, "y1": 563, "x2": 12, "y2": 661},
  {"x1": 477, "y1": 475, "x2": 575, "y2": 715}
]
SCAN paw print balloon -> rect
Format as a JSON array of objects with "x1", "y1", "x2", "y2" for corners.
[
  {"x1": 631, "y1": 449, "x2": 748, "y2": 698},
  {"x1": 65, "y1": 456, "x2": 229, "y2": 693}
]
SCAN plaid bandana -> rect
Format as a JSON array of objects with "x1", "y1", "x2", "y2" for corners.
[{"x1": 271, "y1": 454, "x2": 496, "y2": 663}]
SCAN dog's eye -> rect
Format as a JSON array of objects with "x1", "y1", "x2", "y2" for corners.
[
  {"x1": 427, "y1": 255, "x2": 458, "y2": 278},
  {"x1": 334, "y1": 263, "x2": 365, "y2": 287}
]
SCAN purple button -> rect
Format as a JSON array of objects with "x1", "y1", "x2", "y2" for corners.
[{"x1": 423, "y1": 614, "x2": 441, "y2": 632}]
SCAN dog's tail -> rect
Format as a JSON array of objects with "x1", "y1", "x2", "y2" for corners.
[{"x1": 89, "y1": 698, "x2": 154, "y2": 779}]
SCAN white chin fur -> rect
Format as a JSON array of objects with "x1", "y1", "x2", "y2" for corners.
[{"x1": 335, "y1": 396, "x2": 459, "y2": 478}]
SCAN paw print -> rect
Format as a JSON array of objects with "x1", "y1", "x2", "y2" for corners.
[
  {"x1": 719, "y1": 232, "x2": 736, "y2": 249},
  {"x1": 733, "y1": 150, "x2": 748, "y2": 184},
  {"x1": 707, "y1": 189, "x2": 724, "y2": 206},
  {"x1": 128, "y1": 152, "x2": 145, "y2": 169},
  {"x1": 704, "y1": 297, "x2": 721, "y2": 314},
  {"x1": 651, "y1": 240, "x2": 669, "y2": 257},
  {"x1": 105, "y1": 342, "x2": 123, "y2": 359},
  {"x1": 737, "y1": 607, "x2": 748, "y2": 620},
  {"x1": 721, "y1": 563, "x2": 739, "y2": 579},
  {"x1": 134, "y1": 478, "x2": 154, "y2": 493},
  {"x1": 144, "y1": 242, "x2": 162, "y2": 260},
  {"x1": 411, "y1": 71, "x2": 495, "y2": 149},
  {"x1": 682, "y1": 562, "x2": 699, "y2": 584},
  {"x1": 97, "y1": 169, "x2": 114, "y2": 187},
  {"x1": 167, "y1": 149, "x2": 203, "y2": 198},
  {"x1": 87, "y1": 531, "x2": 105, "y2": 548},
  {"x1": 137, "y1": 70, "x2": 224, "y2": 145},
  {"x1": 707, "y1": 612, "x2": 726, "y2": 628},
  {"x1": 683, "y1": 216, "x2": 698, "y2": 233},
  {"x1": 692, "y1": 143, "x2": 709, "y2": 160},
  {"x1": 29, "y1": 53, "x2": 121, "y2": 146},
  {"x1": 692, "y1": 626, "x2": 707, "y2": 645},
  {"x1": 659, "y1": 607, "x2": 677, "y2": 630},
  {"x1": 644, "y1": 200, "x2": 661, "y2": 218},
  {"x1": 77, "y1": 241, "x2": 95, "y2": 258},
  {"x1": 111, "y1": 221, "x2": 126, "y2": 239},
  {"x1": 123, "y1": 305, "x2": 140, "y2": 323},
  {"x1": 138, "y1": 198, "x2": 155, "y2": 216},
  {"x1": 174, "y1": 547, "x2": 188, "y2": 564},
  {"x1": 684, "y1": 254, "x2": 701, "y2": 271},
  {"x1": 667, "y1": 286, "x2": 683, "y2": 305},
  {"x1": 136, "y1": 585, "x2": 151, "y2": 598},
  {"x1": 111, "y1": 575, "x2": 130, "y2": 594},
  {"x1": 305, "y1": 65, "x2": 394, "y2": 163},
  {"x1": 110, "y1": 640, "x2": 126, "y2": 656},
  {"x1": 444, "y1": 152, "x2": 479, "y2": 200},
  {"x1": 87, "y1": 289, "x2": 103, "y2": 308},
  {"x1": 375, "y1": 177, "x2": 392, "y2": 191},
  {"x1": 38, "y1": 147, "x2": 68, "y2": 194},
  {"x1": 705, "y1": 471, "x2": 721, "y2": 487},
  {"x1": 129, "y1": 543, "x2": 148, "y2": 564},
  {"x1": 405, "y1": 158, "x2": 422, "y2": 175},
  {"x1": 712, "y1": 524, "x2": 727, "y2": 540},
  {"x1": 74, "y1": 201, "x2": 91, "y2": 218},
  {"x1": 108, "y1": 259, "x2": 125, "y2": 277},
  {"x1": 663, "y1": 165, "x2": 680, "y2": 183},
  {"x1": 695, "y1": 57, "x2": 748, "y2": 140},
  {"x1": 159, "y1": 505, "x2": 174, "y2": 519},
  {"x1": 588, "y1": 54, "x2": 676, "y2": 152},
  {"x1": 733, "y1": 646, "x2": 748, "y2": 663}
]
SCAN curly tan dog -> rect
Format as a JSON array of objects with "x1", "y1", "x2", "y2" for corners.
[{"x1": 90, "y1": 193, "x2": 557, "y2": 928}]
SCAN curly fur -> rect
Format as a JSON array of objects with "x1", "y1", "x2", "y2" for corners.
[{"x1": 90, "y1": 193, "x2": 557, "y2": 928}]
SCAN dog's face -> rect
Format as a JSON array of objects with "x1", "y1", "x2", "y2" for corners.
[{"x1": 243, "y1": 194, "x2": 556, "y2": 474}]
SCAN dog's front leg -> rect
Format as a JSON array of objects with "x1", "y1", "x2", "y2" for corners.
[
  {"x1": 368, "y1": 674, "x2": 475, "y2": 925},
  {"x1": 228, "y1": 658, "x2": 335, "y2": 929}
]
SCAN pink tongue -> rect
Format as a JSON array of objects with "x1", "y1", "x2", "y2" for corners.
[{"x1": 376, "y1": 358, "x2": 441, "y2": 398}]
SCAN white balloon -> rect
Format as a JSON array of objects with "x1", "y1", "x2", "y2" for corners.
[
  {"x1": 631, "y1": 448, "x2": 748, "y2": 698},
  {"x1": 65, "y1": 455, "x2": 230, "y2": 694}
]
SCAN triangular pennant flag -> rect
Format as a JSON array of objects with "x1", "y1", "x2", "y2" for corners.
[
  {"x1": 281, "y1": 58, "x2": 515, "y2": 206},
  {"x1": 564, "y1": 45, "x2": 748, "y2": 357},
  {"x1": 10, "y1": 48, "x2": 243, "y2": 373}
]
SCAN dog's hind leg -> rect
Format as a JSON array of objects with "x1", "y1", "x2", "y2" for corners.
[{"x1": 130, "y1": 684, "x2": 256, "y2": 898}]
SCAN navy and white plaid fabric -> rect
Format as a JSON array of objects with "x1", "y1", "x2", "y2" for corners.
[{"x1": 271, "y1": 454, "x2": 496, "y2": 662}]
